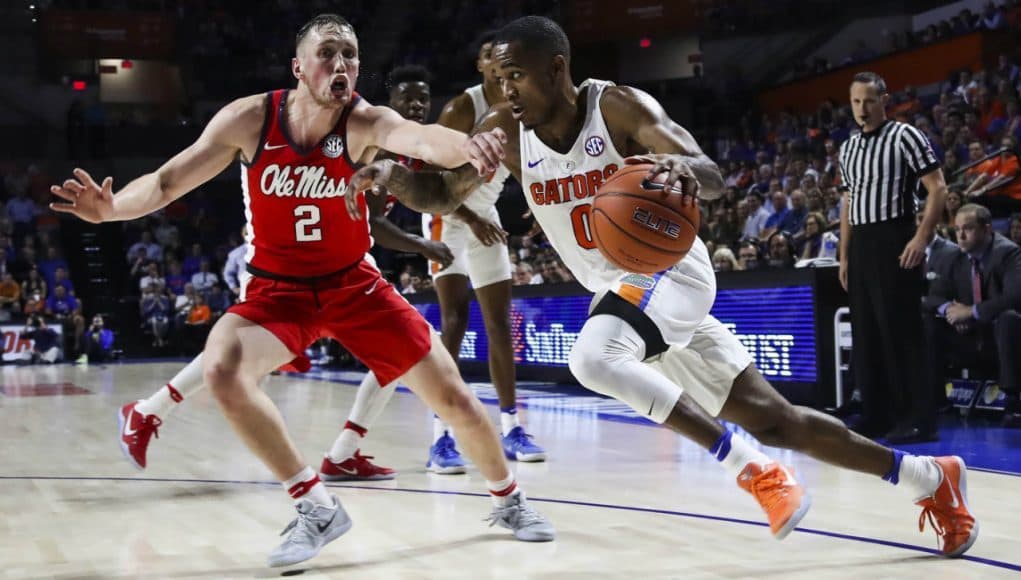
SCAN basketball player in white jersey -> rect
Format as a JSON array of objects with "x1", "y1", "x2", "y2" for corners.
[
  {"x1": 349, "y1": 16, "x2": 977, "y2": 558},
  {"x1": 330, "y1": 34, "x2": 546, "y2": 479}
]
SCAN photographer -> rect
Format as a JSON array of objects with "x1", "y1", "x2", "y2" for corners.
[
  {"x1": 82, "y1": 314, "x2": 115, "y2": 363},
  {"x1": 20, "y1": 315, "x2": 60, "y2": 364}
]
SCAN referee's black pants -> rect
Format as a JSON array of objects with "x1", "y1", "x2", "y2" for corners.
[{"x1": 848, "y1": 217, "x2": 932, "y2": 435}]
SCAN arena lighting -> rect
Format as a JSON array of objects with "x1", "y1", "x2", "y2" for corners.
[
  {"x1": 72, "y1": 80, "x2": 86, "y2": 91},
  {"x1": 639, "y1": 37, "x2": 652, "y2": 48},
  {"x1": 121, "y1": 59, "x2": 133, "y2": 69}
]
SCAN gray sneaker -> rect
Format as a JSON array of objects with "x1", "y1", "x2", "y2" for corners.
[
  {"x1": 267, "y1": 495, "x2": 352, "y2": 567},
  {"x1": 486, "y1": 492, "x2": 555, "y2": 542}
]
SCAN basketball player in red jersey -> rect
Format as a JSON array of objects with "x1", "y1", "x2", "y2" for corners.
[
  {"x1": 351, "y1": 16, "x2": 977, "y2": 558},
  {"x1": 112, "y1": 64, "x2": 453, "y2": 484},
  {"x1": 50, "y1": 14, "x2": 553, "y2": 568}
]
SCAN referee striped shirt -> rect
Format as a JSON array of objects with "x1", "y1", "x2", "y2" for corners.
[{"x1": 838, "y1": 120, "x2": 940, "y2": 225}]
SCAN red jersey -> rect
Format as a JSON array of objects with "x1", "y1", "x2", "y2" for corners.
[{"x1": 241, "y1": 89, "x2": 369, "y2": 278}]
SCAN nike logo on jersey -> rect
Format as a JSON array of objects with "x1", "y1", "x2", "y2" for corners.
[
  {"x1": 264, "y1": 142, "x2": 288, "y2": 150},
  {"x1": 364, "y1": 279, "x2": 381, "y2": 295},
  {"x1": 527, "y1": 158, "x2": 545, "y2": 168}
]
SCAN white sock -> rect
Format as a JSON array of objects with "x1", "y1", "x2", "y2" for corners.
[
  {"x1": 135, "y1": 354, "x2": 206, "y2": 418},
  {"x1": 348, "y1": 372, "x2": 399, "y2": 430},
  {"x1": 895, "y1": 454, "x2": 943, "y2": 501},
  {"x1": 327, "y1": 423, "x2": 365, "y2": 462},
  {"x1": 283, "y1": 466, "x2": 332, "y2": 507},
  {"x1": 500, "y1": 407, "x2": 520, "y2": 435},
  {"x1": 433, "y1": 414, "x2": 451, "y2": 442},
  {"x1": 487, "y1": 473, "x2": 520, "y2": 506},
  {"x1": 710, "y1": 430, "x2": 772, "y2": 477}
]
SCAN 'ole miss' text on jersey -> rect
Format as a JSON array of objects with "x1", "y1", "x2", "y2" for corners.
[{"x1": 241, "y1": 89, "x2": 368, "y2": 278}]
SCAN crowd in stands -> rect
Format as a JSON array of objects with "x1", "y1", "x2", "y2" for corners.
[
  {"x1": 793, "y1": 1, "x2": 1021, "y2": 79},
  {"x1": 704, "y1": 50, "x2": 1021, "y2": 274},
  {"x1": 0, "y1": 162, "x2": 115, "y2": 362},
  {"x1": 125, "y1": 209, "x2": 245, "y2": 352}
]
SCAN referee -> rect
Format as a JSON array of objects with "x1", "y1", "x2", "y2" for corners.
[{"x1": 838, "y1": 71, "x2": 947, "y2": 444}]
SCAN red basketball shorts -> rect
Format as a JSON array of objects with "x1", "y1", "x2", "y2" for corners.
[{"x1": 228, "y1": 259, "x2": 432, "y2": 385}]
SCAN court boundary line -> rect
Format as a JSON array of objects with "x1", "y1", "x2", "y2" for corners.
[{"x1": 1, "y1": 474, "x2": 1016, "y2": 573}]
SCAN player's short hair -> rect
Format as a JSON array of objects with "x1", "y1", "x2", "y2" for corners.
[
  {"x1": 476, "y1": 30, "x2": 498, "y2": 51},
  {"x1": 387, "y1": 65, "x2": 432, "y2": 92},
  {"x1": 296, "y1": 14, "x2": 354, "y2": 50},
  {"x1": 852, "y1": 71, "x2": 887, "y2": 95},
  {"x1": 494, "y1": 16, "x2": 570, "y2": 63},
  {"x1": 958, "y1": 203, "x2": 992, "y2": 226}
]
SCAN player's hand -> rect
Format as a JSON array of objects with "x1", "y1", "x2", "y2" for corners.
[
  {"x1": 466, "y1": 216, "x2": 508, "y2": 247},
  {"x1": 346, "y1": 160, "x2": 396, "y2": 220},
  {"x1": 899, "y1": 234, "x2": 927, "y2": 268},
  {"x1": 422, "y1": 240, "x2": 454, "y2": 269},
  {"x1": 49, "y1": 168, "x2": 115, "y2": 224},
  {"x1": 838, "y1": 258, "x2": 849, "y2": 291},
  {"x1": 462, "y1": 128, "x2": 507, "y2": 176},
  {"x1": 626, "y1": 155, "x2": 700, "y2": 207}
]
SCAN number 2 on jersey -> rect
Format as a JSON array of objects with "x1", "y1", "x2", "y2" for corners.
[
  {"x1": 294, "y1": 205, "x2": 323, "y2": 242},
  {"x1": 570, "y1": 205, "x2": 596, "y2": 249}
]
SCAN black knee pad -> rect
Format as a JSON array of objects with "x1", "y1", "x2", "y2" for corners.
[{"x1": 589, "y1": 292, "x2": 669, "y2": 361}]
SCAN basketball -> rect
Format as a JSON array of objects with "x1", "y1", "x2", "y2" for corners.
[{"x1": 591, "y1": 163, "x2": 700, "y2": 274}]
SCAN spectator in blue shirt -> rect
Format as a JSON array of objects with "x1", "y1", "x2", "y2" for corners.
[
  {"x1": 780, "y1": 190, "x2": 809, "y2": 235},
  {"x1": 46, "y1": 285, "x2": 85, "y2": 355},
  {"x1": 38, "y1": 246, "x2": 69, "y2": 289},
  {"x1": 761, "y1": 191, "x2": 790, "y2": 238},
  {"x1": 83, "y1": 314, "x2": 116, "y2": 363},
  {"x1": 50, "y1": 267, "x2": 75, "y2": 297},
  {"x1": 165, "y1": 260, "x2": 188, "y2": 295},
  {"x1": 182, "y1": 243, "x2": 206, "y2": 278},
  {"x1": 126, "y1": 231, "x2": 162, "y2": 263}
]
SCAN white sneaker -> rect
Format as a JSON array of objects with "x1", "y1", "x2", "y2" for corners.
[
  {"x1": 267, "y1": 495, "x2": 352, "y2": 567},
  {"x1": 486, "y1": 492, "x2": 555, "y2": 542}
]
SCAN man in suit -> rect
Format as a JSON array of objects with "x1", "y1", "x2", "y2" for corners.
[{"x1": 925, "y1": 203, "x2": 1021, "y2": 429}]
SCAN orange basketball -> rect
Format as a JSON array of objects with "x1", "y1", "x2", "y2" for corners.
[{"x1": 591, "y1": 163, "x2": 700, "y2": 274}]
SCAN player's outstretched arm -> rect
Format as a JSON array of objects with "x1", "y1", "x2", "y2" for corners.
[
  {"x1": 345, "y1": 159, "x2": 486, "y2": 218},
  {"x1": 50, "y1": 97, "x2": 256, "y2": 223},
  {"x1": 359, "y1": 105, "x2": 502, "y2": 174},
  {"x1": 601, "y1": 86, "x2": 725, "y2": 201}
]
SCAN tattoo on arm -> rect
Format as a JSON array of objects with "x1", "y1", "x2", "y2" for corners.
[{"x1": 386, "y1": 162, "x2": 485, "y2": 214}]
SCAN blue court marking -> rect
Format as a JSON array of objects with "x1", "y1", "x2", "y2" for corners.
[
  {"x1": 296, "y1": 369, "x2": 1021, "y2": 477},
  {"x1": 1, "y1": 474, "x2": 1016, "y2": 573}
]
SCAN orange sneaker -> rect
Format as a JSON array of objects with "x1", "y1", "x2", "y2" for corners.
[
  {"x1": 737, "y1": 462, "x2": 811, "y2": 540},
  {"x1": 916, "y1": 456, "x2": 978, "y2": 557}
]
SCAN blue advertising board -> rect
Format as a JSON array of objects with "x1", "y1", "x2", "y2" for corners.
[{"x1": 414, "y1": 285, "x2": 817, "y2": 382}]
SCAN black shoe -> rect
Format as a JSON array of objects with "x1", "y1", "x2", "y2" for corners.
[
  {"x1": 885, "y1": 425, "x2": 940, "y2": 444},
  {"x1": 829, "y1": 399, "x2": 863, "y2": 419}
]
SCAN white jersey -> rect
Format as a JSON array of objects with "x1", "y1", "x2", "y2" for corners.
[
  {"x1": 462, "y1": 84, "x2": 510, "y2": 213},
  {"x1": 519, "y1": 79, "x2": 713, "y2": 293}
]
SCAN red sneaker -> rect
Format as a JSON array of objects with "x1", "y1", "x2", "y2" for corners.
[
  {"x1": 916, "y1": 456, "x2": 979, "y2": 557},
  {"x1": 117, "y1": 401, "x2": 161, "y2": 470},
  {"x1": 320, "y1": 450, "x2": 396, "y2": 481}
]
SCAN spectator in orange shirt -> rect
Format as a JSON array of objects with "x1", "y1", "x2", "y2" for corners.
[
  {"x1": 964, "y1": 136, "x2": 1021, "y2": 201},
  {"x1": 186, "y1": 295, "x2": 212, "y2": 326},
  {"x1": 0, "y1": 271, "x2": 20, "y2": 321}
]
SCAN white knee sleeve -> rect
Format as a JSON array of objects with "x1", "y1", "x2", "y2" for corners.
[
  {"x1": 569, "y1": 314, "x2": 683, "y2": 424},
  {"x1": 348, "y1": 371, "x2": 399, "y2": 429}
]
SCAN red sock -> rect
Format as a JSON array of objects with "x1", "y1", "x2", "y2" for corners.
[{"x1": 344, "y1": 420, "x2": 367, "y2": 437}]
